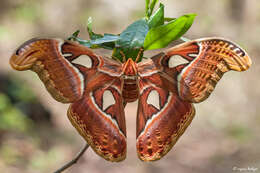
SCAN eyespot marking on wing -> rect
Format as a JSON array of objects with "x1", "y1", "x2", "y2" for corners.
[
  {"x1": 72, "y1": 55, "x2": 93, "y2": 68},
  {"x1": 168, "y1": 55, "x2": 189, "y2": 68},
  {"x1": 103, "y1": 90, "x2": 116, "y2": 111},
  {"x1": 62, "y1": 53, "x2": 73, "y2": 57},
  {"x1": 147, "y1": 90, "x2": 160, "y2": 110},
  {"x1": 187, "y1": 53, "x2": 198, "y2": 58}
]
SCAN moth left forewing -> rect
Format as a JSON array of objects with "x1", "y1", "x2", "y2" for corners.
[
  {"x1": 11, "y1": 38, "x2": 126, "y2": 161},
  {"x1": 136, "y1": 74, "x2": 195, "y2": 161},
  {"x1": 67, "y1": 77, "x2": 127, "y2": 162},
  {"x1": 10, "y1": 38, "x2": 101, "y2": 103},
  {"x1": 10, "y1": 38, "x2": 123, "y2": 103}
]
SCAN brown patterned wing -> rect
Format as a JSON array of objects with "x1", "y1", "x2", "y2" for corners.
[
  {"x1": 136, "y1": 62, "x2": 195, "y2": 161},
  {"x1": 154, "y1": 37, "x2": 252, "y2": 103},
  {"x1": 10, "y1": 38, "x2": 123, "y2": 103},
  {"x1": 10, "y1": 38, "x2": 126, "y2": 161},
  {"x1": 67, "y1": 76, "x2": 127, "y2": 162}
]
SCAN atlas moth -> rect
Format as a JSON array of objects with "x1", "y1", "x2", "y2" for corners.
[{"x1": 10, "y1": 37, "x2": 251, "y2": 162}]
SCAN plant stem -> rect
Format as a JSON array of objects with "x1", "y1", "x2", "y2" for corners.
[{"x1": 53, "y1": 143, "x2": 89, "y2": 173}]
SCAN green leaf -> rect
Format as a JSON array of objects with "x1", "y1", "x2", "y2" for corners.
[
  {"x1": 72, "y1": 30, "x2": 80, "y2": 37},
  {"x1": 164, "y1": 17, "x2": 176, "y2": 22},
  {"x1": 68, "y1": 30, "x2": 80, "y2": 40},
  {"x1": 69, "y1": 19, "x2": 119, "y2": 49},
  {"x1": 87, "y1": 17, "x2": 103, "y2": 40},
  {"x1": 148, "y1": 3, "x2": 164, "y2": 28},
  {"x1": 90, "y1": 34, "x2": 119, "y2": 49},
  {"x1": 90, "y1": 34, "x2": 119, "y2": 45},
  {"x1": 146, "y1": 0, "x2": 159, "y2": 18},
  {"x1": 144, "y1": 14, "x2": 196, "y2": 50},
  {"x1": 149, "y1": 0, "x2": 159, "y2": 16},
  {"x1": 71, "y1": 34, "x2": 119, "y2": 49},
  {"x1": 145, "y1": 0, "x2": 150, "y2": 17},
  {"x1": 70, "y1": 37, "x2": 92, "y2": 47},
  {"x1": 116, "y1": 19, "x2": 149, "y2": 49}
]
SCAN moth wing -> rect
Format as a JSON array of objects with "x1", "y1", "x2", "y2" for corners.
[
  {"x1": 152, "y1": 37, "x2": 251, "y2": 103},
  {"x1": 136, "y1": 62, "x2": 195, "y2": 161},
  {"x1": 10, "y1": 38, "x2": 122, "y2": 103},
  {"x1": 67, "y1": 77, "x2": 127, "y2": 162}
]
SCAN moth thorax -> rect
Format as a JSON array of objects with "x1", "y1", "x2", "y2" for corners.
[{"x1": 123, "y1": 58, "x2": 137, "y2": 76}]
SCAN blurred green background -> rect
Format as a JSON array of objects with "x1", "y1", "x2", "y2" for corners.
[{"x1": 0, "y1": 0, "x2": 259, "y2": 173}]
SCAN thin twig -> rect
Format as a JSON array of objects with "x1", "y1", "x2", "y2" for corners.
[{"x1": 53, "y1": 143, "x2": 89, "y2": 173}]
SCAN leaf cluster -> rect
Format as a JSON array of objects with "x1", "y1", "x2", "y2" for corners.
[{"x1": 69, "y1": 0, "x2": 196, "y2": 62}]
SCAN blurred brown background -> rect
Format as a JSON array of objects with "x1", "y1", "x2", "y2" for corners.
[{"x1": 0, "y1": 0, "x2": 259, "y2": 173}]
